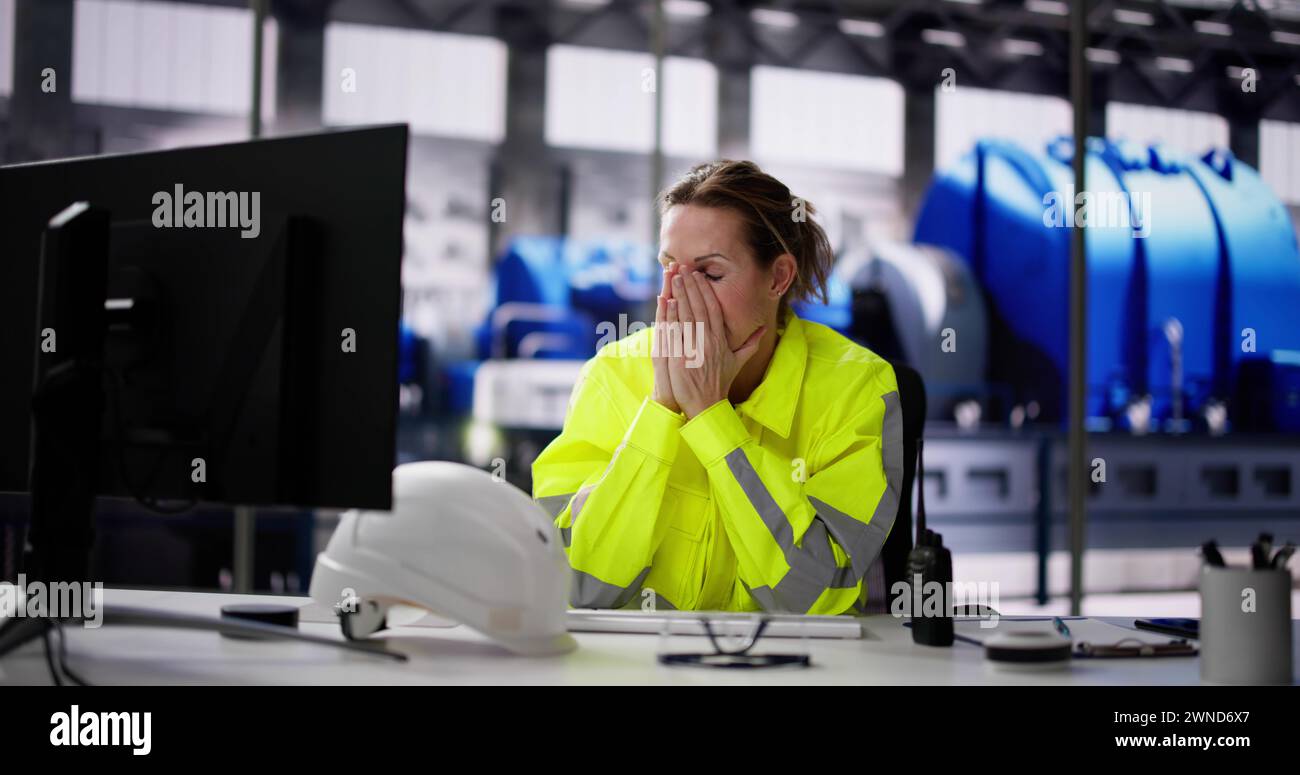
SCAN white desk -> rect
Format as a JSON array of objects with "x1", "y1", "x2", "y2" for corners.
[{"x1": 1, "y1": 588, "x2": 1296, "y2": 685}]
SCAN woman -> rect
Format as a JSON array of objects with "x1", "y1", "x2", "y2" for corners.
[{"x1": 532, "y1": 161, "x2": 903, "y2": 615}]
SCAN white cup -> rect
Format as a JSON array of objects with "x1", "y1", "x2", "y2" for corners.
[{"x1": 1199, "y1": 566, "x2": 1293, "y2": 685}]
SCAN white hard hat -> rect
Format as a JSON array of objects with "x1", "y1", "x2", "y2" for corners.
[{"x1": 309, "y1": 461, "x2": 576, "y2": 656}]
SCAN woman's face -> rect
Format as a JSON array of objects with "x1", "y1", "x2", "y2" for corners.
[{"x1": 658, "y1": 204, "x2": 783, "y2": 350}]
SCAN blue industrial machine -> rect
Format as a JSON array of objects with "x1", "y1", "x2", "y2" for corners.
[
  {"x1": 443, "y1": 236, "x2": 655, "y2": 418},
  {"x1": 473, "y1": 236, "x2": 655, "y2": 361},
  {"x1": 913, "y1": 136, "x2": 1300, "y2": 432}
]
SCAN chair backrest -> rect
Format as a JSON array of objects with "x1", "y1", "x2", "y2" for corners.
[{"x1": 862, "y1": 360, "x2": 926, "y2": 613}]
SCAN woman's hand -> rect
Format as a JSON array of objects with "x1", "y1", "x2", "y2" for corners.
[
  {"x1": 667, "y1": 271, "x2": 765, "y2": 419},
  {"x1": 651, "y1": 262, "x2": 682, "y2": 413}
]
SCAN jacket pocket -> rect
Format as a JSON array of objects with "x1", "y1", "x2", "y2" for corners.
[
  {"x1": 654, "y1": 486, "x2": 709, "y2": 607},
  {"x1": 665, "y1": 485, "x2": 709, "y2": 542}
]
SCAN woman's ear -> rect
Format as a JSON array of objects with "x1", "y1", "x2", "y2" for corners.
[{"x1": 769, "y1": 253, "x2": 798, "y2": 300}]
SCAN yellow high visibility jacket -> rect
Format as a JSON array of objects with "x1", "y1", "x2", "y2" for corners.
[{"x1": 531, "y1": 310, "x2": 903, "y2": 615}]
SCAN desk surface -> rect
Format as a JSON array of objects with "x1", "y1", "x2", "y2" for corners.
[{"x1": 1, "y1": 588, "x2": 1296, "y2": 685}]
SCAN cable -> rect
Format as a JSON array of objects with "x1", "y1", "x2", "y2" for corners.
[
  {"x1": 41, "y1": 623, "x2": 63, "y2": 687},
  {"x1": 37, "y1": 618, "x2": 93, "y2": 687},
  {"x1": 54, "y1": 619, "x2": 92, "y2": 687}
]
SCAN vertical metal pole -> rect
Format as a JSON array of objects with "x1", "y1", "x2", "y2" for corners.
[
  {"x1": 1068, "y1": 0, "x2": 1089, "y2": 616},
  {"x1": 235, "y1": 0, "x2": 267, "y2": 593},
  {"x1": 234, "y1": 505, "x2": 255, "y2": 593},
  {"x1": 10, "y1": 0, "x2": 76, "y2": 162},
  {"x1": 250, "y1": 0, "x2": 266, "y2": 139},
  {"x1": 1035, "y1": 436, "x2": 1051, "y2": 606},
  {"x1": 650, "y1": 0, "x2": 665, "y2": 246}
]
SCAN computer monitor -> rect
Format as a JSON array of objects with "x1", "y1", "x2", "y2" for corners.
[{"x1": 0, "y1": 124, "x2": 409, "y2": 583}]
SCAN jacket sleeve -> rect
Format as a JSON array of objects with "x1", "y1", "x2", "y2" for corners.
[
  {"x1": 531, "y1": 366, "x2": 684, "y2": 609},
  {"x1": 678, "y1": 383, "x2": 904, "y2": 615}
]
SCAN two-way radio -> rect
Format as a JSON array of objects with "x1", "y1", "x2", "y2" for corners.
[{"x1": 906, "y1": 438, "x2": 954, "y2": 646}]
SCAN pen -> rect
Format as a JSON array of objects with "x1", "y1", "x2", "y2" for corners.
[
  {"x1": 1272, "y1": 543, "x2": 1295, "y2": 570},
  {"x1": 1053, "y1": 616, "x2": 1071, "y2": 639},
  {"x1": 1251, "y1": 539, "x2": 1270, "y2": 570},
  {"x1": 1201, "y1": 540, "x2": 1226, "y2": 568},
  {"x1": 1259, "y1": 532, "x2": 1274, "y2": 562}
]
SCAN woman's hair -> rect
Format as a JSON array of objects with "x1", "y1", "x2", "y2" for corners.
[{"x1": 658, "y1": 160, "x2": 833, "y2": 306}]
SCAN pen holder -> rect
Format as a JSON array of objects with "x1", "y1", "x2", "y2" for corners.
[{"x1": 1199, "y1": 566, "x2": 1293, "y2": 685}]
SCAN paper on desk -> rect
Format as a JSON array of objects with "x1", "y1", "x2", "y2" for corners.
[{"x1": 952, "y1": 617, "x2": 1184, "y2": 647}]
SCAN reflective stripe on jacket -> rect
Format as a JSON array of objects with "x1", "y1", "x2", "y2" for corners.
[{"x1": 531, "y1": 311, "x2": 903, "y2": 614}]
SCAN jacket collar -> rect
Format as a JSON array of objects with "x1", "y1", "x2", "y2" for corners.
[{"x1": 735, "y1": 309, "x2": 806, "y2": 439}]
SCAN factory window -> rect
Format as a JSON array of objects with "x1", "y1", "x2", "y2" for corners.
[
  {"x1": 750, "y1": 65, "x2": 903, "y2": 176},
  {"x1": 323, "y1": 23, "x2": 506, "y2": 143},
  {"x1": 71, "y1": 0, "x2": 276, "y2": 117},
  {"x1": 1260, "y1": 120, "x2": 1300, "y2": 205},
  {"x1": 1106, "y1": 102, "x2": 1229, "y2": 156},
  {"x1": 934, "y1": 86, "x2": 1071, "y2": 170},
  {"x1": 0, "y1": 0, "x2": 12, "y2": 97},
  {"x1": 544, "y1": 44, "x2": 717, "y2": 157}
]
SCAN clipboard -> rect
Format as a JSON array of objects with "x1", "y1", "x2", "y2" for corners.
[{"x1": 905, "y1": 616, "x2": 1198, "y2": 658}]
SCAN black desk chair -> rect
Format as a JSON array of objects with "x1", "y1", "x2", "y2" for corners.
[{"x1": 862, "y1": 360, "x2": 926, "y2": 613}]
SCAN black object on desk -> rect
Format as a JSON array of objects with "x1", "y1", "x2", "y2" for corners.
[
  {"x1": 907, "y1": 439, "x2": 954, "y2": 647},
  {"x1": 220, "y1": 603, "x2": 300, "y2": 640}
]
